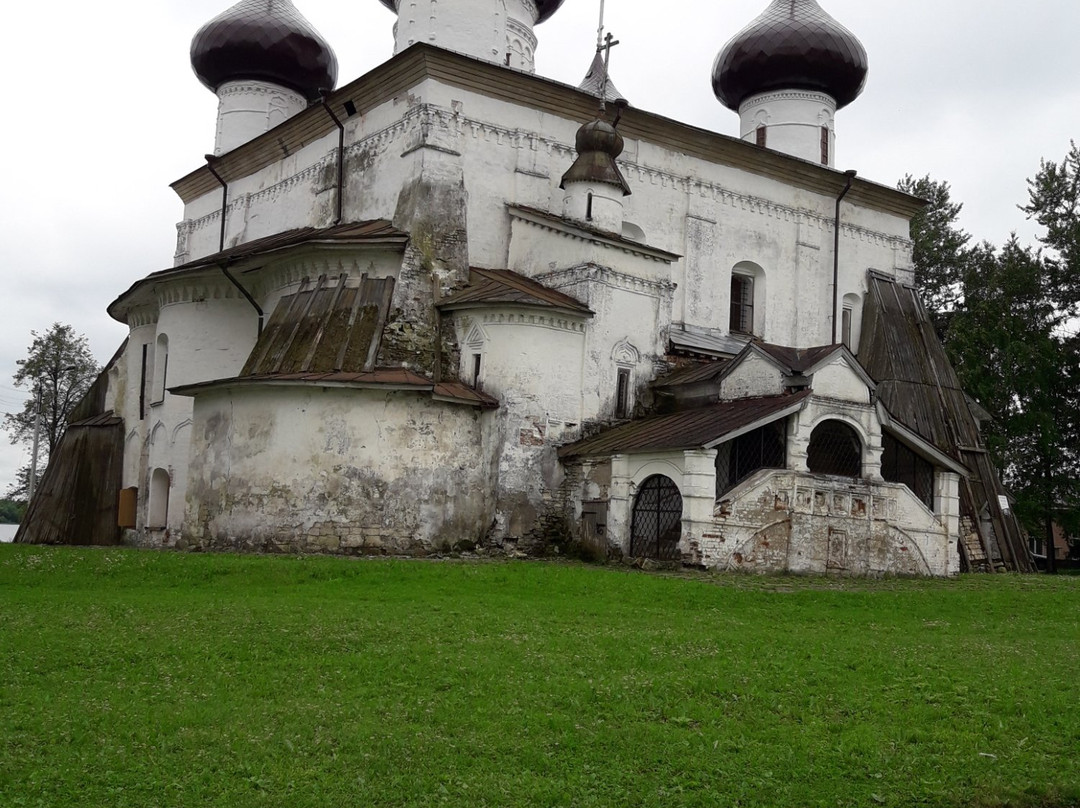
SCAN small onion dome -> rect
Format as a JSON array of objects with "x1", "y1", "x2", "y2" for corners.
[
  {"x1": 376, "y1": 0, "x2": 565, "y2": 24},
  {"x1": 712, "y1": 0, "x2": 868, "y2": 111},
  {"x1": 191, "y1": 0, "x2": 339, "y2": 102},
  {"x1": 560, "y1": 119, "x2": 631, "y2": 196}
]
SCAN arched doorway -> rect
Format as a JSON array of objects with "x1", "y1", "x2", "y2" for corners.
[
  {"x1": 630, "y1": 475, "x2": 683, "y2": 560},
  {"x1": 807, "y1": 420, "x2": 862, "y2": 478}
]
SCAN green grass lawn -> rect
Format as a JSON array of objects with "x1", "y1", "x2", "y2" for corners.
[{"x1": 1, "y1": 546, "x2": 1077, "y2": 807}]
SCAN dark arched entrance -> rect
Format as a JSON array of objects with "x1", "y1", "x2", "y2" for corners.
[{"x1": 630, "y1": 475, "x2": 683, "y2": 560}]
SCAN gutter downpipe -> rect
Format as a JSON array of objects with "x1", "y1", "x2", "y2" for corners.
[
  {"x1": 205, "y1": 155, "x2": 264, "y2": 336},
  {"x1": 320, "y1": 93, "x2": 345, "y2": 225},
  {"x1": 832, "y1": 169, "x2": 857, "y2": 345}
]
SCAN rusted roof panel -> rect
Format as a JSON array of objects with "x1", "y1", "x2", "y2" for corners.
[
  {"x1": 439, "y1": 267, "x2": 592, "y2": 314},
  {"x1": 170, "y1": 367, "x2": 499, "y2": 409},
  {"x1": 652, "y1": 360, "x2": 731, "y2": 389},
  {"x1": 560, "y1": 391, "x2": 810, "y2": 458},
  {"x1": 433, "y1": 381, "x2": 499, "y2": 408},
  {"x1": 242, "y1": 274, "x2": 395, "y2": 376},
  {"x1": 510, "y1": 205, "x2": 682, "y2": 261},
  {"x1": 756, "y1": 342, "x2": 844, "y2": 373},
  {"x1": 180, "y1": 220, "x2": 407, "y2": 273},
  {"x1": 669, "y1": 328, "x2": 748, "y2": 358}
]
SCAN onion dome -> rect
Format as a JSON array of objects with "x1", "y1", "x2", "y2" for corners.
[
  {"x1": 560, "y1": 119, "x2": 631, "y2": 196},
  {"x1": 191, "y1": 0, "x2": 338, "y2": 102},
  {"x1": 712, "y1": 0, "x2": 868, "y2": 111},
  {"x1": 376, "y1": 0, "x2": 565, "y2": 24}
]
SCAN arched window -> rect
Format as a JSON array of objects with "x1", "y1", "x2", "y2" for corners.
[
  {"x1": 630, "y1": 475, "x2": 683, "y2": 560},
  {"x1": 841, "y1": 292, "x2": 862, "y2": 351},
  {"x1": 149, "y1": 468, "x2": 170, "y2": 529},
  {"x1": 152, "y1": 334, "x2": 169, "y2": 403},
  {"x1": 729, "y1": 261, "x2": 766, "y2": 337},
  {"x1": 807, "y1": 420, "x2": 862, "y2": 478}
]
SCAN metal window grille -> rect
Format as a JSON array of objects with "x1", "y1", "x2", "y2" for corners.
[
  {"x1": 881, "y1": 433, "x2": 935, "y2": 509},
  {"x1": 630, "y1": 475, "x2": 683, "y2": 560},
  {"x1": 715, "y1": 420, "x2": 787, "y2": 496},
  {"x1": 807, "y1": 420, "x2": 861, "y2": 478},
  {"x1": 730, "y1": 274, "x2": 754, "y2": 334},
  {"x1": 820, "y1": 126, "x2": 829, "y2": 165}
]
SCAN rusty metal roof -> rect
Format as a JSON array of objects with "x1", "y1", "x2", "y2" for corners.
[
  {"x1": 509, "y1": 205, "x2": 682, "y2": 261},
  {"x1": 171, "y1": 367, "x2": 498, "y2": 408},
  {"x1": 651, "y1": 360, "x2": 731, "y2": 389},
  {"x1": 755, "y1": 342, "x2": 844, "y2": 373},
  {"x1": 108, "y1": 220, "x2": 408, "y2": 321},
  {"x1": 439, "y1": 267, "x2": 593, "y2": 315},
  {"x1": 242, "y1": 273, "x2": 395, "y2": 376},
  {"x1": 181, "y1": 220, "x2": 407, "y2": 274},
  {"x1": 559, "y1": 390, "x2": 810, "y2": 458}
]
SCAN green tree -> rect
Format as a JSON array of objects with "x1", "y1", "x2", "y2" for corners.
[
  {"x1": 947, "y1": 239, "x2": 1080, "y2": 569},
  {"x1": 898, "y1": 174, "x2": 971, "y2": 338},
  {"x1": 2, "y1": 324, "x2": 99, "y2": 499},
  {"x1": 1021, "y1": 141, "x2": 1080, "y2": 314},
  {"x1": 0, "y1": 498, "x2": 26, "y2": 524}
]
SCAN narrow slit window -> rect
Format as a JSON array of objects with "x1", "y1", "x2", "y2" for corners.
[
  {"x1": 820, "y1": 126, "x2": 830, "y2": 165},
  {"x1": 471, "y1": 353, "x2": 482, "y2": 389},
  {"x1": 615, "y1": 367, "x2": 631, "y2": 419},
  {"x1": 841, "y1": 306, "x2": 853, "y2": 349},
  {"x1": 139, "y1": 343, "x2": 149, "y2": 420},
  {"x1": 730, "y1": 274, "x2": 754, "y2": 334},
  {"x1": 756, "y1": 126, "x2": 767, "y2": 147},
  {"x1": 586, "y1": 192, "x2": 594, "y2": 221}
]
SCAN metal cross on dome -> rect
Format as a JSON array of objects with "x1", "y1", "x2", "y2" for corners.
[{"x1": 595, "y1": 0, "x2": 620, "y2": 114}]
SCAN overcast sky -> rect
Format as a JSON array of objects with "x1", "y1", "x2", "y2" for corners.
[{"x1": 0, "y1": 0, "x2": 1076, "y2": 494}]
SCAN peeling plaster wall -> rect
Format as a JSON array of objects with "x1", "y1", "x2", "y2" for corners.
[
  {"x1": 179, "y1": 386, "x2": 491, "y2": 554},
  {"x1": 705, "y1": 469, "x2": 957, "y2": 577},
  {"x1": 719, "y1": 354, "x2": 785, "y2": 399},
  {"x1": 452, "y1": 309, "x2": 585, "y2": 542},
  {"x1": 177, "y1": 83, "x2": 913, "y2": 355}
]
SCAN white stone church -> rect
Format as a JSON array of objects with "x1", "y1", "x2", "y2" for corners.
[{"x1": 24, "y1": 0, "x2": 1033, "y2": 575}]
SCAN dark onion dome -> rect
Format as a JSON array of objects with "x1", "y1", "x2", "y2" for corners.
[
  {"x1": 712, "y1": 0, "x2": 868, "y2": 111},
  {"x1": 560, "y1": 119, "x2": 631, "y2": 196},
  {"x1": 376, "y1": 0, "x2": 565, "y2": 24},
  {"x1": 191, "y1": 0, "x2": 338, "y2": 101}
]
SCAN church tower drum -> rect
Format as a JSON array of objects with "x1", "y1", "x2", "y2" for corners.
[
  {"x1": 376, "y1": 0, "x2": 565, "y2": 73},
  {"x1": 191, "y1": 0, "x2": 338, "y2": 155},
  {"x1": 712, "y1": 0, "x2": 868, "y2": 167}
]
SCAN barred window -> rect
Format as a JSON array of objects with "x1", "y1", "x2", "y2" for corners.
[
  {"x1": 807, "y1": 420, "x2": 861, "y2": 478},
  {"x1": 881, "y1": 433, "x2": 935, "y2": 509},
  {"x1": 715, "y1": 420, "x2": 787, "y2": 497},
  {"x1": 730, "y1": 274, "x2": 754, "y2": 334}
]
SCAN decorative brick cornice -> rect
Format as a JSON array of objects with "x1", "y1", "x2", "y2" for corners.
[{"x1": 538, "y1": 262, "x2": 677, "y2": 299}]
